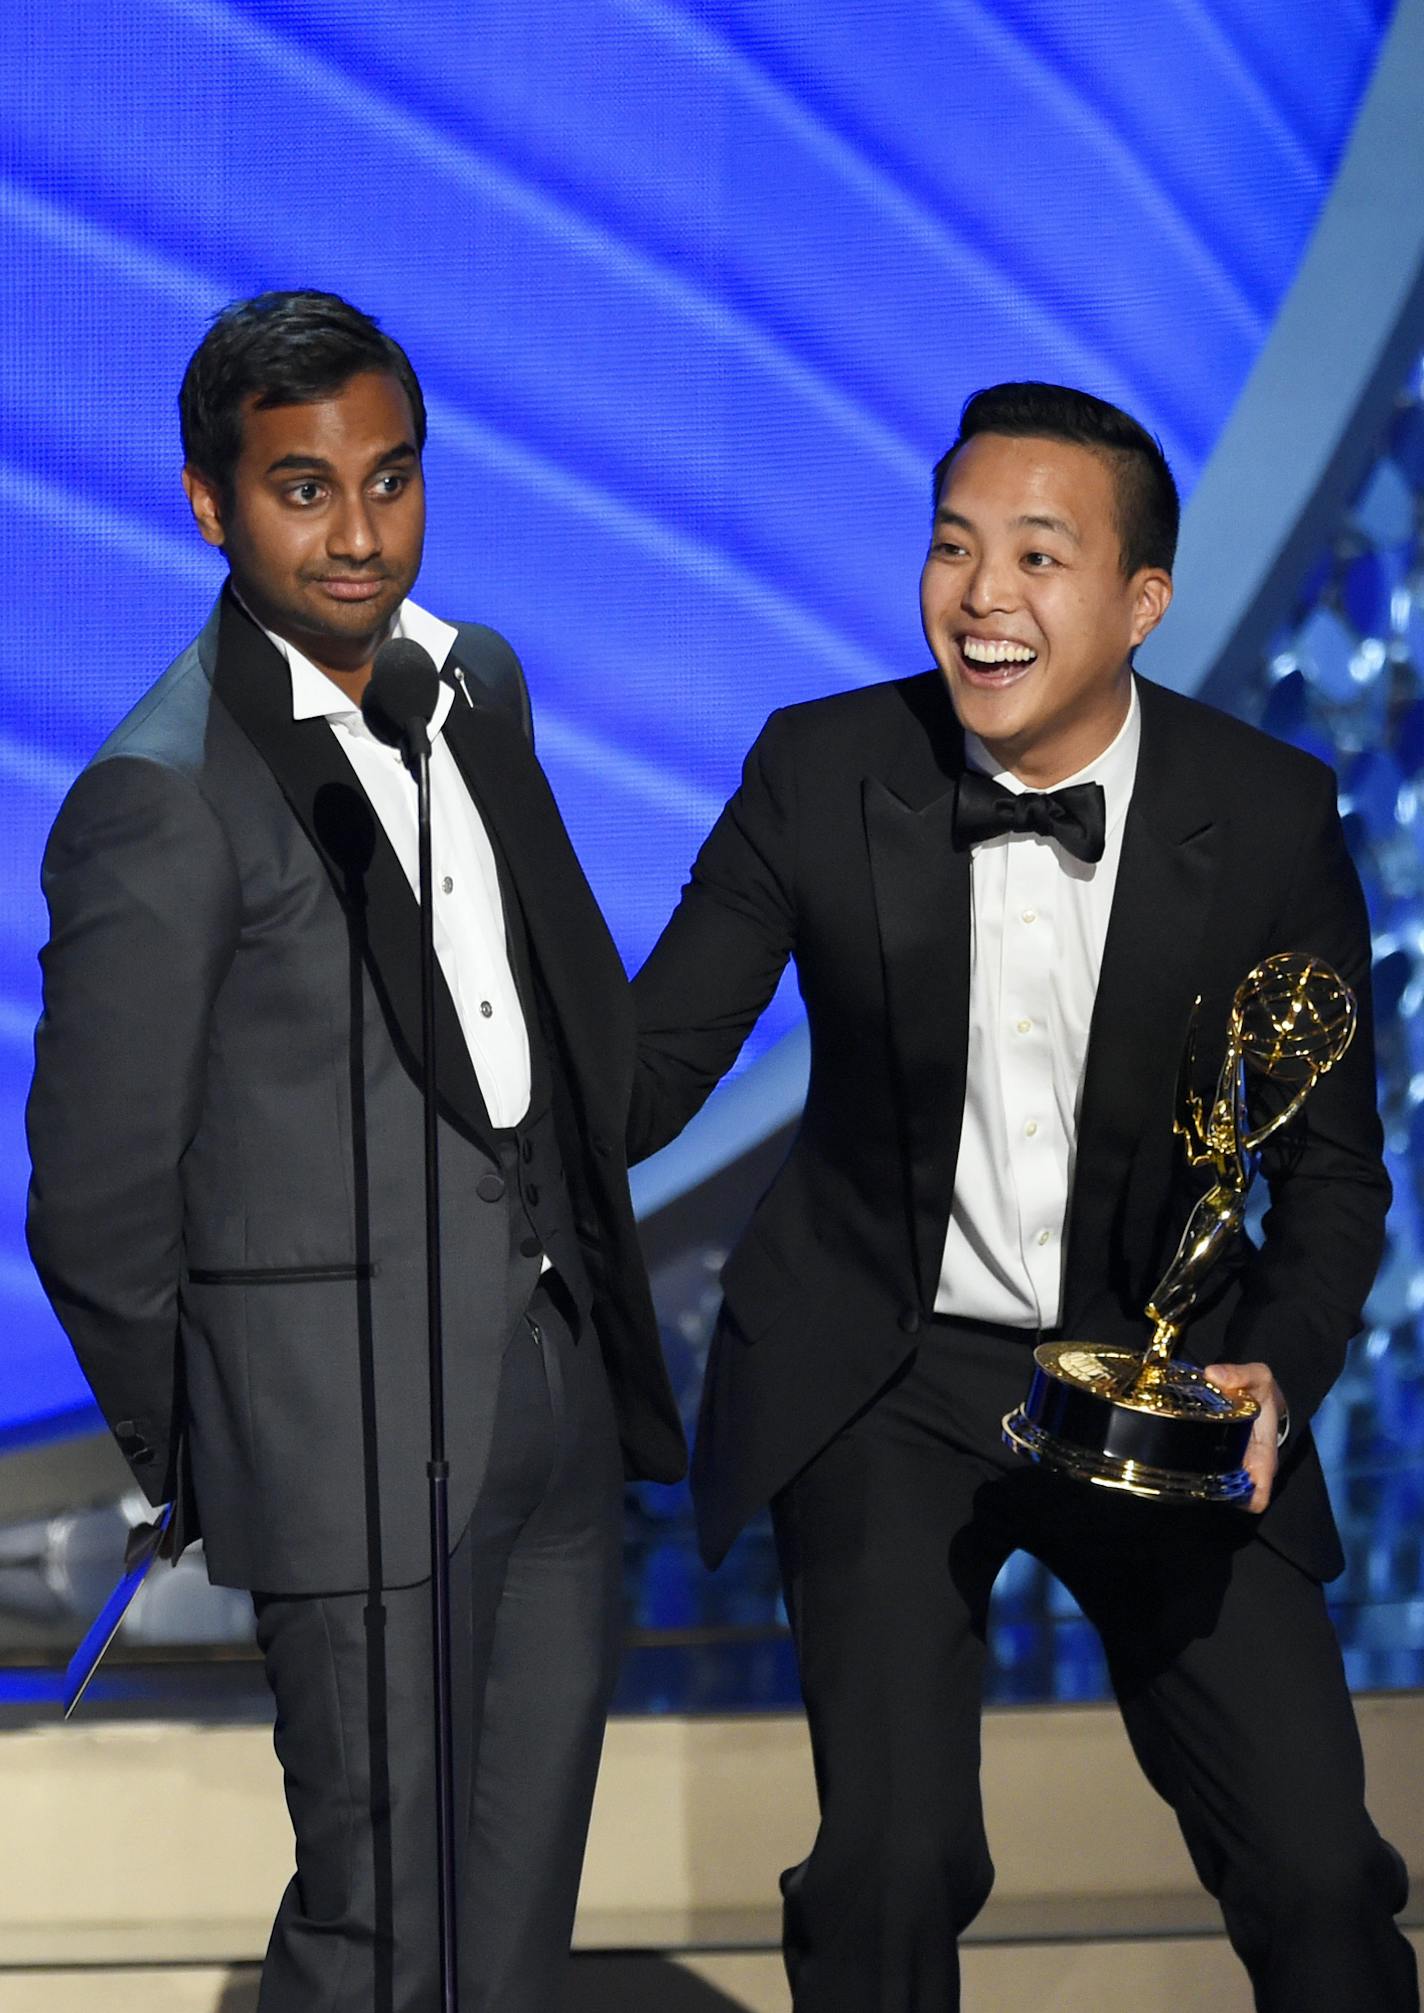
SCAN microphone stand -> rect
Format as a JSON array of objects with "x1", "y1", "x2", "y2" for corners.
[{"x1": 407, "y1": 717, "x2": 460, "y2": 2013}]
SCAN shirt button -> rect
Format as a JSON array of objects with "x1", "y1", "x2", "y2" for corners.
[
  {"x1": 441, "y1": 875, "x2": 454, "y2": 894},
  {"x1": 1024, "y1": 1120, "x2": 1038, "y2": 1137},
  {"x1": 1037, "y1": 1229, "x2": 1053, "y2": 1247},
  {"x1": 1021, "y1": 909, "x2": 1037, "y2": 925},
  {"x1": 1016, "y1": 1018, "x2": 1033, "y2": 1035},
  {"x1": 480, "y1": 1000, "x2": 493, "y2": 1019}
]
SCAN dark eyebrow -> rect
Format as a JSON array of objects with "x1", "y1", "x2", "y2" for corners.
[
  {"x1": 931, "y1": 506, "x2": 1081, "y2": 547},
  {"x1": 1014, "y1": 512, "x2": 1080, "y2": 545},
  {"x1": 263, "y1": 441, "x2": 418, "y2": 478}
]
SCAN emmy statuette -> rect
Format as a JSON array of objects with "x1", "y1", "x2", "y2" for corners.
[{"x1": 1002, "y1": 953, "x2": 1357, "y2": 1503}]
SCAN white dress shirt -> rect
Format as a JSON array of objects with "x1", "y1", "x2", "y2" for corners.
[
  {"x1": 257, "y1": 598, "x2": 532, "y2": 1130},
  {"x1": 936, "y1": 684, "x2": 1141, "y2": 1329}
]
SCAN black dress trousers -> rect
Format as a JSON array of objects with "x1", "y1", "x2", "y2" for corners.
[
  {"x1": 772, "y1": 1316, "x2": 1417, "y2": 2013},
  {"x1": 252, "y1": 1280, "x2": 624, "y2": 2013}
]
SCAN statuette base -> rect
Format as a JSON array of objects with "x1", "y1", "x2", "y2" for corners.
[{"x1": 1002, "y1": 1341, "x2": 1258, "y2": 1505}]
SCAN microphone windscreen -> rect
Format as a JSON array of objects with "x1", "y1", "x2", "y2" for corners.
[{"x1": 362, "y1": 639, "x2": 440, "y2": 748}]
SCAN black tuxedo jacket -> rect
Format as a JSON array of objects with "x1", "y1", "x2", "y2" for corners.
[
  {"x1": 631, "y1": 672, "x2": 1387, "y2": 1582},
  {"x1": 28, "y1": 591, "x2": 684, "y2": 1594}
]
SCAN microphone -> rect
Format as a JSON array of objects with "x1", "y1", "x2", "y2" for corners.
[{"x1": 362, "y1": 638, "x2": 440, "y2": 760}]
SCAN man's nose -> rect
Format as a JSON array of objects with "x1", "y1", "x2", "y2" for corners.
[
  {"x1": 961, "y1": 555, "x2": 1013, "y2": 615},
  {"x1": 328, "y1": 493, "x2": 380, "y2": 561}
]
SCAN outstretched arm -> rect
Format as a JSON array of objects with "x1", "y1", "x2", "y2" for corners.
[
  {"x1": 26, "y1": 755, "x2": 241, "y2": 1505},
  {"x1": 630, "y1": 710, "x2": 799, "y2": 1164}
]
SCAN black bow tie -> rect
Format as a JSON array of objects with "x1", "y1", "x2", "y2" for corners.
[{"x1": 953, "y1": 770, "x2": 1106, "y2": 864}]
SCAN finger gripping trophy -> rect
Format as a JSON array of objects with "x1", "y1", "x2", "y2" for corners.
[{"x1": 1002, "y1": 952, "x2": 1357, "y2": 1503}]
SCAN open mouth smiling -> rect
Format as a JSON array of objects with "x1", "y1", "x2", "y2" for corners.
[{"x1": 957, "y1": 635, "x2": 1039, "y2": 681}]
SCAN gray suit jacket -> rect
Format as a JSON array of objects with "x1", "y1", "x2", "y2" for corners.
[{"x1": 27, "y1": 591, "x2": 684, "y2": 1594}]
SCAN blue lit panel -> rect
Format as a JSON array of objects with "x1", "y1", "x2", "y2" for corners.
[
  {"x1": 1230, "y1": 355, "x2": 1424, "y2": 1693},
  {"x1": 0, "y1": 3, "x2": 1394, "y2": 1448}
]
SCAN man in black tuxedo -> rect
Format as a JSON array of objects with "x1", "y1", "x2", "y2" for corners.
[
  {"x1": 27, "y1": 290, "x2": 684, "y2": 2011},
  {"x1": 631, "y1": 383, "x2": 1417, "y2": 2009}
]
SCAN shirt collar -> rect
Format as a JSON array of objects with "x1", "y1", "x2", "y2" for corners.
[
  {"x1": 237, "y1": 594, "x2": 461, "y2": 740},
  {"x1": 964, "y1": 677, "x2": 1140, "y2": 838}
]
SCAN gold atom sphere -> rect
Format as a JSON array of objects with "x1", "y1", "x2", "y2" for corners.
[{"x1": 1235, "y1": 952, "x2": 1356, "y2": 1081}]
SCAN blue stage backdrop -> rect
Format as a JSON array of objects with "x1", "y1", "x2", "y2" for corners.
[{"x1": 0, "y1": 2, "x2": 1397, "y2": 1447}]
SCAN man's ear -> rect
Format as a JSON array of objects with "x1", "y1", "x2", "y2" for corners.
[
  {"x1": 182, "y1": 465, "x2": 226, "y2": 550},
  {"x1": 1129, "y1": 567, "x2": 1173, "y2": 648}
]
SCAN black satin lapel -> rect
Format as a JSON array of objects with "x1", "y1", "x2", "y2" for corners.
[
  {"x1": 209, "y1": 592, "x2": 496, "y2": 1149},
  {"x1": 864, "y1": 778, "x2": 971, "y2": 1309},
  {"x1": 440, "y1": 695, "x2": 632, "y2": 1110},
  {"x1": 1063, "y1": 796, "x2": 1217, "y2": 1325}
]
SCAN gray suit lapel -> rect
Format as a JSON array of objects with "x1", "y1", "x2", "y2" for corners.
[
  {"x1": 206, "y1": 590, "x2": 499, "y2": 1154},
  {"x1": 441, "y1": 690, "x2": 633, "y2": 1118}
]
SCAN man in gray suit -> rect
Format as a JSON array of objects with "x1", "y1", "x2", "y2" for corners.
[{"x1": 26, "y1": 290, "x2": 685, "y2": 2011}]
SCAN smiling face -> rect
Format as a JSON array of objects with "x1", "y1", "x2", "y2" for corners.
[
  {"x1": 182, "y1": 368, "x2": 425, "y2": 696},
  {"x1": 920, "y1": 432, "x2": 1172, "y2": 786}
]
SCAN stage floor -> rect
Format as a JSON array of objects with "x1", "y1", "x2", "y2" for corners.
[{"x1": 2, "y1": 1664, "x2": 1420, "y2": 2009}]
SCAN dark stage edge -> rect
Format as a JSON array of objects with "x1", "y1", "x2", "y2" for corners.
[
  {"x1": 7, "y1": 1631, "x2": 1424, "y2": 1728},
  {"x1": 0, "y1": 1632, "x2": 802, "y2": 1727}
]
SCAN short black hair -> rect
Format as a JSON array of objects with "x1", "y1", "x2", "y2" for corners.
[
  {"x1": 931, "y1": 381, "x2": 1179, "y2": 577},
  {"x1": 179, "y1": 290, "x2": 427, "y2": 496}
]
